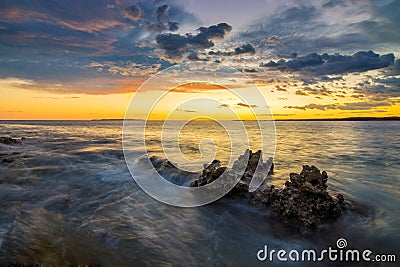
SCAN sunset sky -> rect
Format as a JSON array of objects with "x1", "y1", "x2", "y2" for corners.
[{"x1": 0, "y1": 0, "x2": 399, "y2": 120}]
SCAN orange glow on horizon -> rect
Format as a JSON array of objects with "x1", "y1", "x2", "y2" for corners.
[{"x1": 1, "y1": 79, "x2": 399, "y2": 120}]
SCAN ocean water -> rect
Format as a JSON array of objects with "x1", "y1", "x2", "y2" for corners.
[{"x1": 0, "y1": 120, "x2": 399, "y2": 266}]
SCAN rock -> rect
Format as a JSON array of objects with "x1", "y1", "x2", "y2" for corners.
[
  {"x1": 190, "y1": 151, "x2": 346, "y2": 232},
  {"x1": 250, "y1": 165, "x2": 345, "y2": 231},
  {"x1": 1, "y1": 152, "x2": 23, "y2": 164},
  {"x1": 2, "y1": 158, "x2": 14, "y2": 163},
  {"x1": 300, "y1": 165, "x2": 328, "y2": 190},
  {"x1": 190, "y1": 149, "x2": 274, "y2": 189},
  {"x1": 0, "y1": 137, "x2": 22, "y2": 145},
  {"x1": 148, "y1": 156, "x2": 198, "y2": 186},
  {"x1": 190, "y1": 160, "x2": 227, "y2": 187}
]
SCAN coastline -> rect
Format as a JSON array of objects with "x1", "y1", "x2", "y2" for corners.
[{"x1": 0, "y1": 116, "x2": 399, "y2": 123}]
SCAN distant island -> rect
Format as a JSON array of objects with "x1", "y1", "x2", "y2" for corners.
[
  {"x1": 274, "y1": 116, "x2": 400, "y2": 121},
  {"x1": 232, "y1": 116, "x2": 400, "y2": 122},
  {"x1": 90, "y1": 118, "x2": 145, "y2": 121}
]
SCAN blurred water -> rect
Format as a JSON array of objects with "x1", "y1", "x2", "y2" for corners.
[{"x1": 0, "y1": 120, "x2": 399, "y2": 266}]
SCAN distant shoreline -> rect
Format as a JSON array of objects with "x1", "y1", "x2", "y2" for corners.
[
  {"x1": 0, "y1": 116, "x2": 399, "y2": 122},
  {"x1": 274, "y1": 116, "x2": 400, "y2": 121}
]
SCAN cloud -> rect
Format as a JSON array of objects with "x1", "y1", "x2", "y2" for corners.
[
  {"x1": 170, "y1": 82, "x2": 229, "y2": 93},
  {"x1": 0, "y1": 76, "x2": 145, "y2": 95},
  {"x1": 284, "y1": 101, "x2": 393, "y2": 111},
  {"x1": 208, "y1": 44, "x2": 256, "y2": 57},
  {"x1": 142, "y1": 4, "x2": 179, "y2": 32},
  {"x1": 239, "y1": 1, "x2": 400, "y2": 61},
  {"x1": 176, "y1": 108, "x2": 196, "y2": 113},
  {"x1": 186, "y1": 52, "x2": 208, "y2": 61},
  {"x1": 294, "y1": 85, "x2": 333, "y2": 97},
  {"x1": 155, "y1": 4, "x2": 169, "y2": 23},
  {"x1": 218, "y1": 104, "x2": 230, "y2": 108},
  {"x1": 87, "y1": 61, "x2": 162, "y2": 77},
  {"x1": 237, "y1": 102, "x2": 258, "y2": 108},
  {"x1": 168, "y1": 21, "x2": 179, "y2": 32},
  {"x1": 275, "y1": 85, "x2": 287, "y2": 92},
  {"x1": 272, "y1": 113, "x2": 295, "y2": 116},
  {"x1": 156, "y1": 22, "x2": 232, "y2": 58},
  {"x1": 261, "y1": 51, "x2": 395, "y2": 75},
  {"x1": 243, "y1": 68, "x2": 258, "y2": 73},
  {"x1": 366, "y1": 76, "x2": 400, "y2": 98},
  {"x1": 124, "y1": 4, "x2": 142, "y2": 21},
  {"x1": 295, "y1": 90, "x2": 308, "y2": 96}
]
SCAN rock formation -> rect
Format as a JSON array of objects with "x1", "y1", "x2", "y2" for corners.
[
  {"x1": 189, "y1": 150, "x2": 346, "y2": 232},
  {"x1": 0, "y1": 137, "x2": 24, "y2": 164},
  {"x1": 250, "y1": 165, "x2": 345, "y2": 231},
  {"x1": 0, "y1": 137, "x2": 23, "y2": 145}
]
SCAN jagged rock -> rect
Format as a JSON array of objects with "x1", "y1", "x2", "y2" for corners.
[
  {"x1": 190, "y1": 149, "x2": 274, "y2": 191},
  {"x1": 251, "y1": 165, "x2": 346, "y2": 232},
  {"x1": 151, "y1": 149, "x2": 345, "y2": 231},
  {"x1": 189, "y1": 149, "x2": 346, "y2": 232},
  {"x1": 190, "y1": 160, "x2": 227, "y2": 187},
  {"x1": 0, "y1": 137, "x2": 22, "y2": 145}
]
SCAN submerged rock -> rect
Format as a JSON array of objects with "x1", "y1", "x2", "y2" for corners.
[
  {"x1": 0, "y1": 137, "x2": 22, "y2": 145},
  {"x1": 0, "y1": 152, "x2": 23, "y2": 165},
  {"x1": 149, "y1": 156, "x2": 198, "y2": 186}
]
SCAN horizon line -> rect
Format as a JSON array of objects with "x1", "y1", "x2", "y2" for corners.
[{"x1": 0, "y1": 116, "x2": 399, "y2": 122}]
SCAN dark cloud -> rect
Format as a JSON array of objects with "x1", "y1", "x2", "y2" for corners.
[
  {"x1": 155, "y1": 4, "x2": 169, "y2": 24},
  {"x1": 156, "y1": 22, "x2": 232, "y2": 58},
  {"x1": 284, "y1": 101, "x2": 392, "y2": 111},
  {"x1": 186, "y1": 52, "x2": 208, "y2": 61},
  {"x1": 385, "y1": 59, "x2": 400, "y2": 76},
  {"x1": 167, "y1": 21, "x2": 179, "y2": 32},
  {"x1": 295, "y1": 90, "x2": 308, "y2": 96},
  {"x1": 197, "y1": 23, "x2": 232, "y2": 39},
  {"x1": 209, "y1": 44, "x2": 255, "y2": 56},
  {"x1": 366, "y1": 77, "x2": 400, "y2": 98},
  {"x1": 176, "y1": 108, "x2": 196, "y2": 113},
  {"x1": 234, "y1": 44, "x2": 256, "y2": 55},
  {"x1": 218, "y1": 104, "x2": 230, "y2": 108},
  {"x1": 261, "y1": 51, "x2": 395, "y2": 75},
  {"x1": 275, "y1": 85, "x2": 287, "y2": 92},
  {"x1": 237, "y1": 102, "x2": 258, "y2": 108},
  {"x1": 142, "y1": 4, "x2": 179, "y2": 32},
  {"x1": 278, "y1": 52, "x2": 298, "y2": 59},
  {"x1": 156, "y1": 33, "x2": 189, "y2": 56},
  {"x1": 243, "y1": 68, "x2": 258, "y2": 73}
]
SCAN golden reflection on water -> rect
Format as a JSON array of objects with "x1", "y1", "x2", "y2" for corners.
[{"x1": 144, "y1": 120, "x2": 271, "y2": 168}]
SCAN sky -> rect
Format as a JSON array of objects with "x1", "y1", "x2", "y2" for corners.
[{"x1": 0, "y1": 0, "x2": 399, "y2": 120}]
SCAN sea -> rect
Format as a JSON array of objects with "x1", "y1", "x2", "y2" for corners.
[{"x1": 0, "y1": 120, "x2": 399, "y2": 266}]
